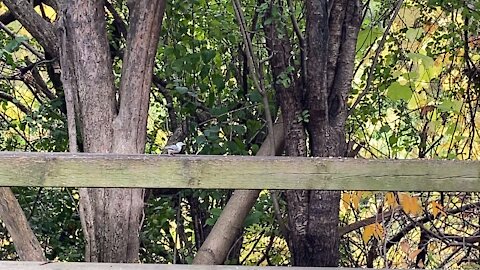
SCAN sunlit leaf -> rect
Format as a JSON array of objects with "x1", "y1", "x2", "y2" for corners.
[
  {"x1": 362, "y1": 224, "x2": 374, "y2": 244},
  {"x1": 399, "y1": 193, "x2": 422, "y2": 216},
  {"x1": 387, "y1": 82, "x2": 412, "y2": 101},
  {"x1": 342, "y1": 192, "x2": 351, "y2": 210},
  {"x1": 352, "y1": 191, "x2": 363, "y2": 210},
  {"x1": 385, "y1": 192, "x2": 398, "y2": 208},
  {"x1": 407, "y1": 52, "x2": 434, "y2": 67},
  {"x1": 406, "y1": 28, "x2": 423, "y2": 41},
  {"x1": 362, "y1": 223, "x2": 384, "y2": 244},
  {"x1": 409, "y1": 248, "x2": 423, "y2": 260},
  {"x1": 430, "y1": 201, "x2": 444, "y2": 218}
]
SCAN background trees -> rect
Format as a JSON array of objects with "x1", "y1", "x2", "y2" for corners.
[{"x1": 0, "y1": 0, "x2": 479, "y2": 268}]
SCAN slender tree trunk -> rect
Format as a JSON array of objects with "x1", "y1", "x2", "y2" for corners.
[
  {"x1": 193, "y1": 120, "x2": 285, "y2": 264},
  {"x1": 0, "y1": 187, "x2": 46, "y2": 261},
  {"x1": 262, "y1": 1, "x2": 308, "y2": 263}
]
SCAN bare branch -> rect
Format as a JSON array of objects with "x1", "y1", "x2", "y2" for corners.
[
  {"x1": 0, "y1": 91, "x2": 31, "y2": 114},
  {"x1": 348, "y1": 0, "x2": 404, "y2": 114},
  {"x1": 0, "y1": 21, "x2": 44, "y2": 58},
  {"x1": 232, "y1": 0, "x2": 275, "y2": 156},
  {"x1": 3, "y1": 0, "x2": 58, "y2": 57}
]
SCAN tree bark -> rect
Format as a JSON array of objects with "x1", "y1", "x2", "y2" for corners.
[
  {"x1": 193, "y1": 120, "x2": 285, "y2": 264},
  {"x1": 262, "y1": 0, "x2": 362, "y2": 266},
  {"x1": 262, "y1": 0, "x2": 309, "y2": 264},
  {"x1": 0, "y1": 187, "x2": 46, "y2": 261},
  {"x1": 58, "y1": 0, "x2": 167, "y2": 262},
  {"x1": 299, "y1": 0, "x2": 362, "y2": 266}
]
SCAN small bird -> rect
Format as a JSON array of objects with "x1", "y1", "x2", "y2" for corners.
[{"x1": 164, "y1": 142, "x2": 185, "y2": 155}]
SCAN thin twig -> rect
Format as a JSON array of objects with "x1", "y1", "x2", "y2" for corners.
[
  {"x1": 348, "y1": 0, "x2": 404, "y2": 115},
  {"x1": 0, "y1": 21, "x2": 44, "y2": 58},
  {"x1": 232, "y1": 0, "x2": 275, "y2": 155},
  {"x1": 286, "y1": 0, "x2": 306, "y2": 88},
  {"x1": 0, "y1": 90, "x2": 31, "y2": 114}
]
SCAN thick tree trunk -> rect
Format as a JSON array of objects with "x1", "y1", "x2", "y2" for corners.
[
  {"x1": 0, "y1": 187, "x2": 46, "y2": 261},
  {"x1": 58, "y1": 0, "x2": 167, "y2": 262},
  {"x1": 299, "y1": 0, "x2": 362, "y2": 266},
  {"x1": 263, "y1": 0, "x2": 362, "y2": 266}
]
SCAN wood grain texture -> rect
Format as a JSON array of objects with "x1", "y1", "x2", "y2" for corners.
[
  {"x1": 0, "y1": 261, "x2": 389, "y2": 270},
  {"x1": 0, "y1": 152, "x2": 479, "y2": 191}
]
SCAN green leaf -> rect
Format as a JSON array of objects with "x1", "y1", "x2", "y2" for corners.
[
  {"x1": 4, "y1": 36, "x2": 28, "y2": 53},
  {"x1": 248, "y1": 90, "x2": 263, "y2": 103},
  {"x1": 437, "y1": 99, "x2": 462, "y2": 113},
  {"x1": 407, "y1": 52, "x2": 434, "y2": 67},
  {"x1": 406, "y1": 28, "x2": 423, "y2": 41},
  {"x1": 171, "y1": 59, "x2": 184, "y2": 72},
  {"x1": 231, "y1": 125, "x2": 246, "y2": 136},
  {"x1": 212, "y1": 74, "x2": 225, "y2": 90},
  {"x1": 175, "y1": 86, "x2": 188, "y2": 94},
  {"x1": 356, "y1": 27, "x2": 382, "y2": 52},
  {"x1": 386, "y1": 82, "x2": 412, "y2": 101},
  {"x1": 201, "y1": 49, "x2": 216, "y2": 64}
]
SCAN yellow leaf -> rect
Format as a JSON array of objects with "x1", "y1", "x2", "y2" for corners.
[
  {"x1": 373, "y1": 223, "x2": 384, "y2": 239},
  {"x1": 352, "y1": 191, "x2": 362, "y2": 210},
  {"x1": 408, "y1": 248, "x2": 423, "y2": 260},
  {"x1": 430, "y1": 201, "x2": 444, "y2": 218},
  {"x1": 2, "y1": 239, "x2": 9, "y2": 246},
  {"x1": 342, "y1": 192, "x2": 351, "y2": 210},
  {"x1": 362, "y1": 224, "x2": 375, "y2": 244},
  {"x1": 385, "y1": 192, "x2": 397, "y2": 208},
  {"x1": 399, "y1": 193, "x2": 422, "y2": 216},
  {"x1": 363, "y1": 223, "x2": 384, "y2": 244}
]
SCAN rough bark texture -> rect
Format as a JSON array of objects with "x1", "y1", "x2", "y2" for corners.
[
  {"x1": 0, "y1": 187, "x2": 46, "y2": 261},
  {"x1": 113, "y1": 1, "x2": 166, "y2": 153},
  {"x1": 193, "y1": 120, "x2": 285, "y2": 264},
  {"x1": 263, "y1": 0, "x2": 308, "y2": 263},
  {"x1": 301, "y1": 0, "x2": 362, "y2": 266},
  {"x1": 263, "y1": 0, "x2": 362, "y2": 266},
  {"x1": 57, "y1": 0, "x2": 167, "y2": 263}
]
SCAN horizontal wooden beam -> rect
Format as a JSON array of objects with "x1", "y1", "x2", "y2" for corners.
[
  {"x1": 0, "y1": 152, "x2": 479, "y2": 191},
  {"x1": 0, "y1": 261, "x2": 385, "y2": 270}
]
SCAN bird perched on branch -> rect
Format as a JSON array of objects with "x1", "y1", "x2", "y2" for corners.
[{"x1": 164, "y1": 142, "x2": 185, "y2": 155}]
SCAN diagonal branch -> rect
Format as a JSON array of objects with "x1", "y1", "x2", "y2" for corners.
[
  {"x1": 3, "y1": 0, "x2": 58, "y2": 57},
  {"x1": 232, "y1": 0, "x2": 275, "y2": 156},
  {"x1": 0, "y1": 91, "x2": 31, "y2": 114},
  {"x1": 0, "y1": 187, "x2": 46, "y2": 261},
  {"x1": 348, "y1": 0, "x2": 404, "y2": 115}
]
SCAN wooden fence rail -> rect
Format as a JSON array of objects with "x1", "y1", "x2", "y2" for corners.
[
  {"x1": 0, "y1": 151, "x2": 478, "y2": 269},
  {"x1": 0, "y1": 261, "x2": 361, "y2": 270},
  {"x1": 0, "y1": 152, "x2": 479, "y2": 191}
]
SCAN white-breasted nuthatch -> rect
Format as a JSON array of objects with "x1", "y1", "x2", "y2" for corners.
[{"x1": 164, "y1": 142, "x2": 185, "y2": 155}]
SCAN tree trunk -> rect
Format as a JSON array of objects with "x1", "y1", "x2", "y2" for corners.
[
  {"x1": 299, "y1": 0, "x2": 362, "y2": 266},
  {"x1": 0, "y1": 187, "x2": 46, "y2": 261},
  {"x1": 263, "y1": 0, "x2": 362, "y2": 266},
  {"x1": 58, "y1": 0, "x2": 167, "y2": 262},
  {"x1": 193, "y1": 120, "x2": 285, "y2": 264}
]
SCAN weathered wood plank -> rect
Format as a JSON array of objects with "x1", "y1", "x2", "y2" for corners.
[
  {"x1": 0, "y1": 261, "x2": 391, "y2": 270},
  {"x1": 0, "y1": 152, "x2": 479, "y2": 191}
]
